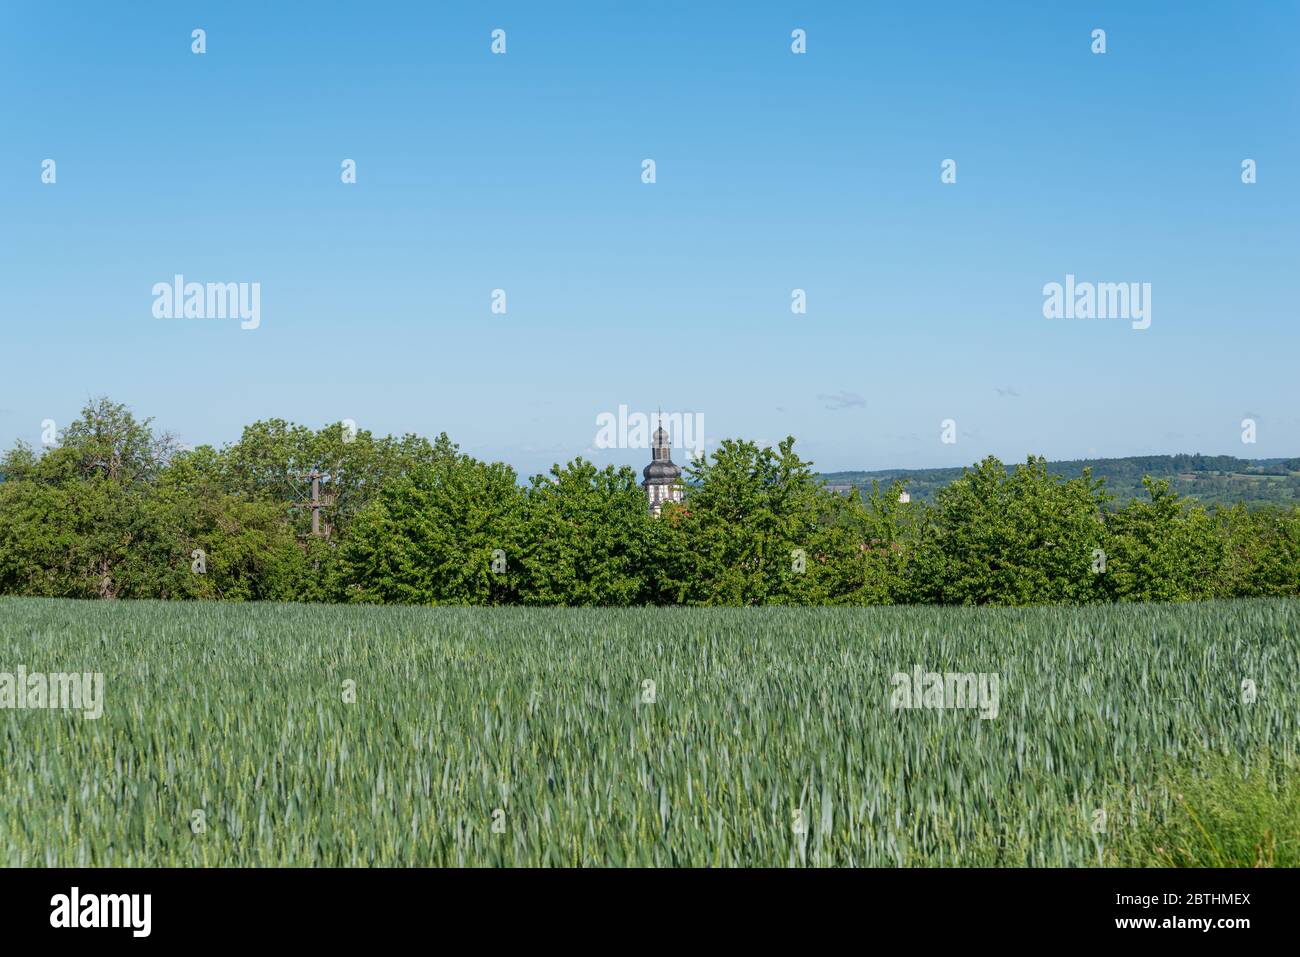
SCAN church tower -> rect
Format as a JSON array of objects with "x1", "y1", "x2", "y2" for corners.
[{"x1": 643, "y1": 414, "x2": 683, "y2": 516}]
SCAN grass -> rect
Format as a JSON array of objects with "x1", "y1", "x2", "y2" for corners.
[
  {"x1": 1110, "y1": 751, "x2": 1300, "y2": 867},
  {"x1": 0, "y1": 597, "x2": 1295, "y2": 866}
]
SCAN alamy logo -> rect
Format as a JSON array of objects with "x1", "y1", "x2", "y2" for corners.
[
  {"x1": 890, "y1": 666, "x2": 1000, "y2": 719},
  {"x1": 594, "y1": 405, "x2": 704, "y2": 457},
  {"x1": 50, "y1": 887, "x2": 151, "y2": 937},
  {"x1": 1042, "y1": 274, "x2": 1150, "y2": 330},
  {"x1": 152, "y1": 274, "x2": 261, "y2": 330},
  {"x1": 0, "y1": 666, "x2": 104, "y2": 719}
]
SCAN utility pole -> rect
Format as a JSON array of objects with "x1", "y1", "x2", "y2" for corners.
[
  {"x1": 291, "y1": 469, "x2": 330, "y2": 538},
  {"x1": 310, "y1": 470, "x2": 321, "y2": 537}
]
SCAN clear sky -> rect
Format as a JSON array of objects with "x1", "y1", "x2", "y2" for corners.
[{"x1": 2, "y1": 2, "x2": 1296, "y2": 477}]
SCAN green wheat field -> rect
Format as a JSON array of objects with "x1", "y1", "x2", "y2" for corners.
[{"x1": 0, "y1": 597, "x2": 1296, "y2": 866}]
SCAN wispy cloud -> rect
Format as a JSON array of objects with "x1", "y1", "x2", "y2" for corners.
[{"x1": 818, "y1": 391, "x2": 866, "y2": 411}]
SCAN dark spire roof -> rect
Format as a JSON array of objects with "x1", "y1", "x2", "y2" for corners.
[
  {"x1": 643, "y1": 459, "x2": 681, "y2": 482},
  {"x1": 644, "y1": 410, "x2": 681, "y2": 485}
]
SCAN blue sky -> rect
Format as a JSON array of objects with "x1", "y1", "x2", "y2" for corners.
[{"x1": 2, "y1": 2, "x2": 1296, "y2": 477}]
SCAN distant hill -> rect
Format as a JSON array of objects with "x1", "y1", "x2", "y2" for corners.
[{"x1": 820, "y1": 454, "x2": 1300, "y2": 508}]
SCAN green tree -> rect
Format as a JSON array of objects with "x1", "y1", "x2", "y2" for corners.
[
  {"x1": 518, "y1": 459, "x2": 655, "y2": 605},
  {"x1": 150, "y1": 446, "x2": 309, "y2": 600},
  {"x1": 1212, "y1": 504, "x2": 1300, "y2": 599},
  {"x1": 0, "y1": 399, "x2": 176, "y2": 598},
  {"x1": 912, "y1": 456, "x2": 1109, "y2": 605},
  {"x1": 1103, "y1": 478, "x2": 1222, "y2": 602},
  {"x1": 799, "y1": 480, "x2": 920, "y2": 605},
  {"x1": 337, "y1": 437, "x2": 523, "y2": 604},
  {"x1": 669, "y1": 437, "x2": 822, "y2": 605},
  {"x1": 221, "y1": 418, "x2": 440, "y2": 540}
]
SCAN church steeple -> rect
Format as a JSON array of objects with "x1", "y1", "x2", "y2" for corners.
[
  {"x1": 643, "y1": 410, "x2": 683, "y2": 515},
  {"x1": 652, "y1": 410, "x2": 671, "y2": 463}
]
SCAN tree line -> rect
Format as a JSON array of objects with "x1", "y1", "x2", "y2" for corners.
[
  {"x1": 0, "y1": 398, "x2": 1296, "y2": 606},
  {"x1": 823, "y1": 453, "x2": 1300, "y2": 507}
]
